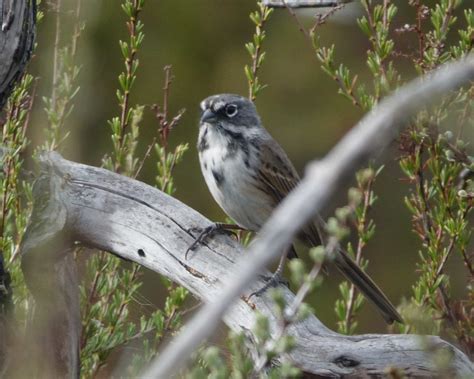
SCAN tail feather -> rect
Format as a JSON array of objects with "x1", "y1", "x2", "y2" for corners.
[
  {"x1": 300, "y1": 223, "x2": 402, "y2": 324},
  {"x1": 333, "y1": 249, "x2": 403, "y2": 324},
  {"x1": 288, "y1": 244, "x2": 298, "y2": 259}
]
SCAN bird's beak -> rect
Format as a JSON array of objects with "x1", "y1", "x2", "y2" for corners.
[{"x1": 200, "y1": 108, "x2": 216, "y2": 123}]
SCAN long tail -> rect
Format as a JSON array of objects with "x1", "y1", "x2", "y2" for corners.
[
  {"x1": 301, "y1": 223, "x2": 402, "y2": 324},
  {"x1": 333, "y1": 249, "x2": 403, "y2": 324}
]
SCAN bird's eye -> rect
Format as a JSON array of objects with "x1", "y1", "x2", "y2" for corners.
[{"x1": 225, "y1": 104, "x2": 238, "y2": 118}]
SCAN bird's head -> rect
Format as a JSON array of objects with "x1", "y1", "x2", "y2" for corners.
[{"x1": 199, "y1": 94, "x2": 261, "y2": 131}]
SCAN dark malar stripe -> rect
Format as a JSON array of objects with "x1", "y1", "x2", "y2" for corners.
[
  {"x1": 212, "y1": 169, "x2": 224, "y2": 186},
  {"x1": 222, "y1": 129, "x2": 250, "y2": 158},
  {"x1": 197, "y1": 128, "x2": 209, "y2": 152}
]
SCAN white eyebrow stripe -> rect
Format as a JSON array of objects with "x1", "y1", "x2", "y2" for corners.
[
  {"x1": 200, "y1": 100, "x2": 207, "y2": 111},
  {"x1": 213, "y1": 100, "x2": 226, "y2": 112}
]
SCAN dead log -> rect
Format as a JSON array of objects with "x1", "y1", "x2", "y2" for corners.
[{"x1": 19, "y1": 151, "x2": 474, "y2": 378}]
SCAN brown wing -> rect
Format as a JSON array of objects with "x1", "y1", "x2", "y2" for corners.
[
  {"x1": 257, "y1": 139, "x2": 300, "y2": 202},
  {"x1": 256, "y1": 139, "x2": 402, "y2": 324},
  {"x1": 256, "y1": 138, "x2": 322, "y2": 248}
]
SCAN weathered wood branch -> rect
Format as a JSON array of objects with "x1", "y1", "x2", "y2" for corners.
[
  {"x1": 0, "y1": 0, "x2": 36, "y2": 108},
  {"x1": 146, "y1": 56, "x2": 474, "y2": 378},
  {"x1": 263, "y1": 0, "x2": 352, "y2": 8},
  {"x1": 19, "y1": 171, "x2": 80, "y2": 378},
  {"x1": 20, "y1": 151, "x2": 474, "y2": 378}
]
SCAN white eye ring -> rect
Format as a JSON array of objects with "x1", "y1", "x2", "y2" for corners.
[{"x1": 225, "y1": 104, "x2": 238, "y2": 118}]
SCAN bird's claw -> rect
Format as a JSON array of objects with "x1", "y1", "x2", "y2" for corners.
[
  {"x1": 248, "y1": 274, "x2": 288, "y2": 299},
  {"x1": 186, "y1": 225, "x2": 214, "y2": 259},
  {"x1": 185, "y1": 224, "x2": 238, "y2": 260}
]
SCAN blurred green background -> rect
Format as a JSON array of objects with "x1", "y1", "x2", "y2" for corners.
[{"x1": 28, "y1": 1, "x2": 472, "y2": 333}]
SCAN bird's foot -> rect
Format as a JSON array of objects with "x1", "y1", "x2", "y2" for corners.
[
  {"x1": 249, "y1": 273, "x2": 289, "y2": 299},
  {"x1": 249, "y1": 252, "x2": 289, "y2": 298},
  {"x1": 185, "y1": 223, "x2": 242, "y2": 259}
]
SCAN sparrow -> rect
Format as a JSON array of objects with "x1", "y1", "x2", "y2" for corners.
[{"x1": 190, "y1": 93, "x2": 402, "y2": 324}]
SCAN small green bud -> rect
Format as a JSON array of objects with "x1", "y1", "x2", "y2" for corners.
[
  {"x1": 203, "y1": 346, "x2": 221, "y2": 366},
  {"x1": 326, "y1": 217, "x2": 350, "y2": 239},
  {"x1": 445, "y1": 150, "x2": 455, "y2": 162},
  {"x1": 278, "y1": 362, "x2": 301, "y2": 377},
  {"x1": 326, "y1": 217, "x2": 339, "y2": 234},
  {"x1": 458, "y1": 189, "x2": 468, "y2": 198},
  {"x1": 289, "y1": 259, "x2": 305, "y2": 287},
  {"x1": 270, "y1": 288, "x2": 286, "y2": 316},
  {"x1": 444, "y1": 130, "x2": 453, "y2": 140},
  {"x1": 295, "y1": 302, "x2": 313, "y2": 321},
  {"x1": 335, "y1": 206, "x2": 351, "y2": 222},
  {"x1": 309, "y1": 246, "x2": 326, "y2": 263},
  {"x1": 253, "y1": 312, "x2": 270, "y2": 343},
  {"x1": 348, "y1": 187, "x2": 363, "y2": 204},
  {"x1": 356, "y1": 167, "x2": 374, "y2": 185},
  {"x1": 274, "y1": 335, "x2": 296, "y2": 353}
]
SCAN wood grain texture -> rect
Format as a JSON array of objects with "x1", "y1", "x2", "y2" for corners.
[{"x1": 20, "y1": 151, "x2": 474, "y2": 378}]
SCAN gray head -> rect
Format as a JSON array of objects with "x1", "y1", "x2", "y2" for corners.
[{"x1": 199, "y1": 94, "x2": 261, "y2": 130}]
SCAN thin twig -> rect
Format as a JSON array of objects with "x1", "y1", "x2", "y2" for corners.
[
  {"x1": 20, "y1": 79, "x2": 38, "y2": 143},
  {"x1": 116, "y1": 0, "x2": 142, "y2": 162},
  {"x1": 51, "y1": 0, "x2": 62, "y2": 107},
  {"x1": 286, "y1": 245, "x2": 329, "y2": 319},
  {"x1": 71, "y1": 0, "x2": 82, "y2": 57},
  {"x1": 437, "y1": 284, "x2": 471, "y2": 357},
  {"x1": 310, "y1": 4, "x2": 345, "y2": 33},
  {"x1": 133, "y1": 136, "x2": 157, "y2": 180},
  {"x1": 92, "y1": 264, "x2": 141, "y2": 377},
  {"x1": 254, "y1": 243, "x2": 327, "y2": 374},
  {"x1": 283, "y1": 1, "x2": 311, "y2": 40},
  {"x1": 264, "y1": 0, "x2": 351, "y2": 8},
  {"x1": 415, "y1": 143, "x2": 432, "y2": 240},
  {"x1": 134, "y1": 66, "x2": 185, "y2": 180},
  {"x1": 343, "y1": 178, "x2": 373, "y2": 332},
  {"x1": 460, "y1": 248, "x2": 474, "y2": 276}
]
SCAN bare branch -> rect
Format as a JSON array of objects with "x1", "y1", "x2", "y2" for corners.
[
  {"x1": 17, "y1": 126, "x2": 471, "y2": 378},
  {"x1": 263, "y1": 0, "x2": 352, "y2": 8},
  {"x1": 146, "y1": 56, "x2": 474, "y2": 377}
]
